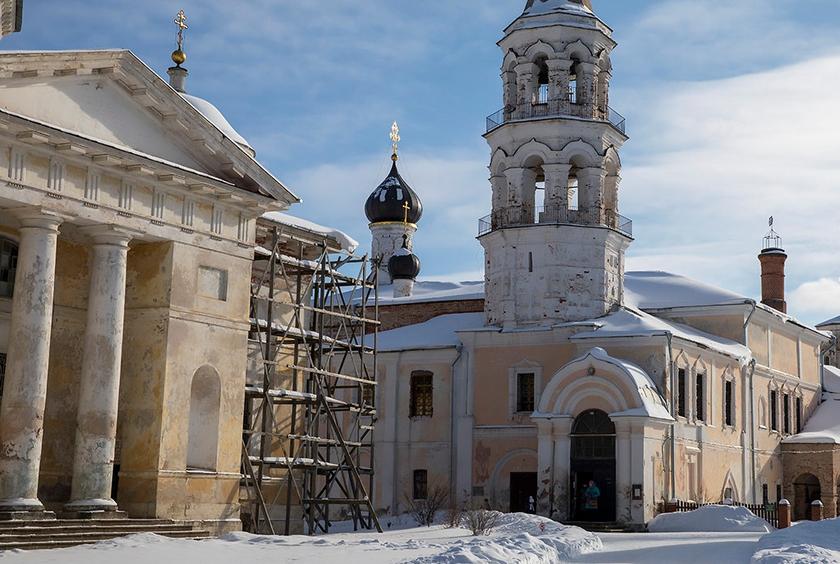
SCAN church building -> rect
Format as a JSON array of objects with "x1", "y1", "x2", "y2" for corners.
[{"x1": 364, "y1": 0, "x2": 835, "y2": 527}]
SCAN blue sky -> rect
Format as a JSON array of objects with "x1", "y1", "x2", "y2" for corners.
[{"x1": 6, "y1": 1, "x2": 840, "y2": 324}]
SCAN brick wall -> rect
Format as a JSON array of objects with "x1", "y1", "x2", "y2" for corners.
[{"x1": 377, "y1": 299, "x2": 485, "y2": 332}]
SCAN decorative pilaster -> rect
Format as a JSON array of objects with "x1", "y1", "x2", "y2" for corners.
[
  {"x1": 0, "y1": 208, "x2": 66, "y2": 517},
  {"x1": 65, "y1": 226, "x2": 134, "y2": 516}
]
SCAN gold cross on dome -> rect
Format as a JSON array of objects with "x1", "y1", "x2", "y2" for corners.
[
  {"x1": 403, "y1": 201, "x2": 410, "y2": 225},
  {"x1": 174, "y1": 10, "x2": 188, "y2": 50},
  {"x1": 390, "y1": 121, "x2": 401, "y2": 160}
]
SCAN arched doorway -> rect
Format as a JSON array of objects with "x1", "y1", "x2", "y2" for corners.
[
  {"x1": 570, "y1": 409, "x2": 616, "y2": 522},
  {"x1": 793, "y1": 473, "x2": 821, "y2": 521}
]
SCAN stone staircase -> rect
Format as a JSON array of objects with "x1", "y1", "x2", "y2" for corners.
[{"x1": 0, "y1": 519, "x2": 211, "y2": 551}]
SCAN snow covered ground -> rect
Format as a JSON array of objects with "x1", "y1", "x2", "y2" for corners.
[
  {"x1": 0, "y1": 513, "x2": 600, "y2": 564},
  {"x1": 647, "y1": 505, "x2": 773, "y2": 533},
  {"x1": 3, "y1": 515, "x2": 840, "y2": 564}
]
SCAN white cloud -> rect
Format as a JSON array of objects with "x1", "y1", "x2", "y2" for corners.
[{"x1": 789, "y1": 278, "x2": 840, "y2": 323}]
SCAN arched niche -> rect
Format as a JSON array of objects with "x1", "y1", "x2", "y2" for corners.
[{"x1": 187, "y1": 365, "x2": 222, "y2": 472}]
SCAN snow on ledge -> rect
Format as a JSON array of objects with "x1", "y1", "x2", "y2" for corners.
[{"x1": 261, "y1": 212, "x2": 359, "y2": 254}]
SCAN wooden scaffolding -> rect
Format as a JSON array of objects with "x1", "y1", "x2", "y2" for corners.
[{"x1": 241, "y1": 226, "x2": 381, "y2": 535}]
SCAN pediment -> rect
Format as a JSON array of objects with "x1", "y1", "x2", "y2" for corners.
[{"x1": 0, "y1": 50, "x2": 296, "y2": 203}]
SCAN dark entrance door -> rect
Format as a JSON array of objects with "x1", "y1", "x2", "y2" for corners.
[
  {"x1": 793, "y1": 474, "x2": 821, "y2": 521},
  {"x1": 570, "y1": 409, "x2": 616, "y2": 522},
  {"x1": 510, "y1": 472, "x2": 538, "y2": 513}
]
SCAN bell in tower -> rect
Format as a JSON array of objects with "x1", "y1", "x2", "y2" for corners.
[{"x1": 480, "y1": 0, "x2": 631, "y2": 328}]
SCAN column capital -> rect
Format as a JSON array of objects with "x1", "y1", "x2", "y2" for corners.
[
  {"x1": 546, "y1": 58, "x2": 571, "y2": 71},
  {"x1": 80, "y1": 225, "x2": 138, "y2": 247},
  {"x1": 542, "y1": 163, "x2": 573, "y2": 174},
  {"x1": 9, "y1": 207, "x2": 71, "y2": 231},
  {"x1": 514, "y1": 62, "x2": 539, "y2": 75},
  {"x1": 576, "y1": 61, "x2": 598, "y2": 73}
]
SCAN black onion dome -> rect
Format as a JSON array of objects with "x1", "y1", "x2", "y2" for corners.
[
  {"x1": 388, "y1": 235, "x2": 421, "y2": 281},
  {"x1": 365, "y1": 161, "x2": 423, "y2": 224}
]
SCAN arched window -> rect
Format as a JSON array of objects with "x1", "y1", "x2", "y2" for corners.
[
  {"x1": 534, "y1": 56, "x2": 550, "y2": 105},
  {"x1": 187, "y1": 365, "x2": 221, "y2": 471},
  {"x1": 569, "y1": 58, "x2": 581, "y2": 104},
  {"x1": 0, "y1": 238, "x2": 18, "y2": 299}
]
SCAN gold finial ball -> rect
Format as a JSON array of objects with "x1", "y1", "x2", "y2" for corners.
[{"x1": 171, "y1": 49, "x2": 187, "y2": 66}]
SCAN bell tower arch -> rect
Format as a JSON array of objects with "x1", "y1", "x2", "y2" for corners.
[{"x1": 480, "y1": 0, "x2": 631, "y2": 328}]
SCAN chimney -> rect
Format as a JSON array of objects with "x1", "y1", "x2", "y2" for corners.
[{"x1": 758, "y1": 217, "x2": 787, "y2": 314}]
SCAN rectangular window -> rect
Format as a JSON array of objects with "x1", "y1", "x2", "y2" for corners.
[
  {"x1": 516, "y1": 373, "x2": 535, "y2": 413},
  {"x1": 795, "y1": 397, "x2": 803, "y2": 434},
  {"x1": 783, "y1": 393, "x2": 791, "y2": 435},
  {"x1": 362, "y1": 383, "x2": 374, "y2": 407},
  {"x1": 0, "y1": 239, "x2": 17, "y2": 299},
  {"x1": 410, "y1": 371, "x2": 433, "y2": 418},
  {"x1": 724, "y1": 380, "x2": 734, "y2": 427},
  {"x1": 413, "y1": 469, "x2": 428, "y2": 500},
  {"x1": 677, "y1": 368, "x2": 687, "y2": 418},
  {"x1": 762, "y1": 484, "x2": 769, "y2": 505},
  {"x1": 770, "y1": 390, "x2": 778, "y2": 431},
  {"x1": 696, "y1": 373, "x2": 705, "y2": 422}
]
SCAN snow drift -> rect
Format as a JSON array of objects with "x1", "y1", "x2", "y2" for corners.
[
  {"x1": 648, "y1": 505, "x2": 773, "y2": 533},
  {"x1": 752, "y1": 518, "x2": 840, "y2": 563}
]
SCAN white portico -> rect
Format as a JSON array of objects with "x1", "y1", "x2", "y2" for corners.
[{"x1": 0, "y1": 49, "x2": 296, "y2": 525}]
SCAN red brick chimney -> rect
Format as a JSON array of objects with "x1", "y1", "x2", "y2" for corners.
[{"x1": 759, "y1": 218, "x2": 787, "y2": 314}]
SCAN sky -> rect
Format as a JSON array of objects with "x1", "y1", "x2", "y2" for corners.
[{"x1": 5, "y1": 0, "x2": 840, "y2": 325}]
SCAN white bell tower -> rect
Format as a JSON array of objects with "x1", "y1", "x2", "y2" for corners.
[{"x1": 480, "y1": 0, "x2": 632, "y2": 329}]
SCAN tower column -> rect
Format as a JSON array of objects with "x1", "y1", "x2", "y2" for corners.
[
  {"x1": 576, "y1": 62, "x2": 597, "y2": 114},
  {"x1": 65, "y1": 226, "x2": 134, "y2": 515},
  {"x1": 547, "y1": 59, "x2": 571, "y2": 111},
  {"x1": 503, "y1": 167, "x2": 534, "y2": 226},
  {"x1": 502, "y1": 70, "x2": 517, "y2": 116},
  {"x1": 514, "y1": 63, "x2": 538, "y2": 116},
  {"x1": 0, "y1": 208, "x2": 66, "y2": 516},
  {"x1": 577, "y1": 166, "x2": 606, "y2": 225},
  {"x1": 542, "y1": 164, "x2": 572, "y2": 223},
  {"x1": 596, "y1": 67, "x2": 611, "y2": 119}
]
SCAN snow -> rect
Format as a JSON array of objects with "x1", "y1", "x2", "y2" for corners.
[
  {"x1": 823, "y1": 365, "x2": 840, "y2": 394},
  {"x1": 817, "y1": 314, "x2": 840, "y2": 327},
  {"x1": 180, "y1": 93, "x2": 253, "y2": 152},
  {"x1": 376, "y1": 280, "x2": 484, "y2": 305},
  {"x1": 0, "y1": 514, "x2": 601, "y2": 564},
  {"x1": 261, "y1": 211, "x2": 359, "y2": 253},
  {"x1": 624, "y1": 271, "x2": 751, "y2": 310},
  {"x1": 647, "y1": 505, "x2": 773, "y2": 533},
  {"x1": 571, "y1": 307, "x2": 753, "y2": 364},
  {"x1": 374, "y1": 312, "x2": 485, "y2": 352},
  {"x1": 752, "y1": 518, "x2": 840, "y2": 563},
  {"x1": 783, "y1": 394, "x2": 840, "y2": 444},
  {"x1": 573, "y1": 532, "x2": 764, "y2": 564}
]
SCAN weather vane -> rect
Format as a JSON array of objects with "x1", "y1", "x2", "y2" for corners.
[
  {"x1": 390, "y1": 121, "x2": 401, "y2": 161},
  {"x1": 171, "y1": 10, "x2": 188, "y2": 67},
  {"x1": 769, "y1": 216, "x2": 774, "y2": 228}
]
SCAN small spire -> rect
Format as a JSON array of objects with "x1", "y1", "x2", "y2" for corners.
[
  {"x1": 171, "y1": 9, "x2": 188, "y2": 67},
  {"x1": 762, "y1": 216, "x2": 784, "y2": 251},
  {"x1": 390, "y1": 121, "x2": 401, "y2": 162},
  {"x1": 168, "y1": 9, "x2": 189, "y2": 93}
]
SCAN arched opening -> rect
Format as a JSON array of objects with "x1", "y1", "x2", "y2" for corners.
[
  {"x1": 569, "y1": 58, "x2": 582, "y2": 105},
  {"x1": 792, "y1": 473, "x2": 821, "y2": 521},
  {"x1": 570, "y1": 409, "x2": 616, "y2": 522},
  {"x1": 187, "y1": 365, "x2": 221, "y2": 472},
  {"x1": 0, "y1": 237, "x2": 18, "y2": 299}
]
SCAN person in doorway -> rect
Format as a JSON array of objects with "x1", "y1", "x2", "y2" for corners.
[
  {"x1": 528, "y1": 495, "x2": 536, "y2": 514},
  {"x1": 583, "y1": 480, "x2": 601, "y2": 511}
]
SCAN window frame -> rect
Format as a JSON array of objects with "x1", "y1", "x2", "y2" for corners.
[
  {"x1": 409, "y1": 371, "x2": 434, "y2": 418},
  {"x1": 515, "y1": 372, "x2": 536, "y2": 413},
  {"x1": 723, "y1": 378, "x2": 735, "y2": 428},
  {"x1": 782, "y1": 392, "x2": 791, "y2": 435},
  {"x1": 770, "y1": 389, "x2": 779, "y2": 432},
  {"x1": 413, "y1": 469, "x2": 428, "y2": 501},
  {"x1": 677, "y1": 368, "x2": 687, "y2": 418},
  {"x1": 695, "y1": 371, "x2": 706, "y2": 423},
  {"x1": 508, "y1": 362, "x2": 543, "y2": 418}
]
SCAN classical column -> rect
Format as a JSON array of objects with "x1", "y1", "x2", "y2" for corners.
[
  {"x1": 576, "y1": 62, "x2": 597, "y2": 115},
  {"x1": 614, "y1": 420, "x2": 632, "y2": 523},
  {"x1": 546, "y1": 59, "x2": 571, "y2": 113},
  {"x1": 551, "y1": 417, "x2": 573, "y2": 520},
  {"x1": 0, "y1": 208, "x2": 66, "y2": 516},
  {"x1": 514, "y1": 63, "x2": 538, "y2": 118},
  {"x1": 535, "y1": 418, "x2": 554, "y2": 516},
  {"x1": 577, "y1": 166, "x2": 606, "y2": 225},
  {"x1": 65, "y1": 226, "x2": 133, "y2": 515}
]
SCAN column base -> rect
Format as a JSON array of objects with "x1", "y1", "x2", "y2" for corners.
[
  {"x1": 59, "y1": 509, "x2": 128, "y2": 520},
  {"x1": 0, "y1": 510, "x2": 57, "y2": 521}
]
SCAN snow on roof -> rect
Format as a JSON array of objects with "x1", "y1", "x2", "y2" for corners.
[
  {"x1": 818, "y1": 314, "x2": 840, "y2": 327},
  {"x1": 374, "y1": 312, "x2": 485, "y2": 352},
  {"x1": 783, "y1": 394, "x2": 840, "y2": 444},
  {"x1": 624, "y1": 271, "x2": 750, "y2": 310},
  {"x1": 181, "y1": 93, "x2": 252, "y2": 152},
  {"x1": 377, "y1": 280, "x2": 485, "y2": 305},
  {"x1": 571, "y1": 307, "x2": 752, "y2": 364},
  {"x1": 824, "y1": 365, "x2": 840, "y2": 395},
  {"x1": 261, "y1": 212, "x2": 359, "y2": 254}
]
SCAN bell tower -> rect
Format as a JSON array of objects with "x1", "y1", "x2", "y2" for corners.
[{"x1": 480, "y1": 0, "x2": 631, "y2": 328}]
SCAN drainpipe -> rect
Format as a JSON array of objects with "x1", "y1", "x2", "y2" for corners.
[
  {"x1": 743, "y1": 302, "x2": 758, "y2": 504},
  {"x1": 665, "y1": 332, "x2": 676, "y2": 501},
  {"x1": 449, "y1": 344, "x2": 464, "y2": 506}
]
